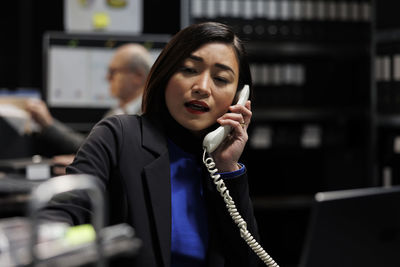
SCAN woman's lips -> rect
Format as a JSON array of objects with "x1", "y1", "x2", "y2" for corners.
[{"x1": 184, "y1": 100, "x2": 210, "y2": 114}]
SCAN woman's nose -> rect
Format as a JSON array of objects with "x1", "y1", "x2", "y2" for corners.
[{"x1": 193, "y1": 73, "x2": 211, "y2": 96}]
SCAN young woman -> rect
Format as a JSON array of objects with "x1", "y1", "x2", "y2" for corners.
[{"x1": 39, "y1": 22, "x2": 264, "y2": 267}]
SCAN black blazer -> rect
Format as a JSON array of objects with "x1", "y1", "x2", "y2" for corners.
[{"x1": 40, "y1": 114, "x2": 261, "y2": 267}]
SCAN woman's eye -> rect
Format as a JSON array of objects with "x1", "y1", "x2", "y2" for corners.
[
  {"x1": 180, "y1": 67, "x2": 196, "y2": 74},
  {"x1": 214, "y1": 77, "x2": 228, "y2": 84}
]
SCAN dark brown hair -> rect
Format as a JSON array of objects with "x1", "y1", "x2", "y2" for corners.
[{"x1": 142, "y1": 22, "x2": 252, "y2": 115}]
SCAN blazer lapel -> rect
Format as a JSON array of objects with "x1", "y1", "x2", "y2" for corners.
[{"x1": 141, "y1": 115, "x2": 171, "y2": 267}]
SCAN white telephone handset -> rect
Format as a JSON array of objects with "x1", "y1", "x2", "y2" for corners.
[
  {"x1": 201, "y1": 84, "x2": 279, "y2": 267},
  {"x1": 203, "y1": 84, "x2": 250, "y2": 154}
]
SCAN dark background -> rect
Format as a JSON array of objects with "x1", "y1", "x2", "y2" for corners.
[
  {"x1": 1, "y1": 1, "x2": 400, "y2": 266},
  {"x1": 0, "y1": 0, "x2": 180, "y2": 91},
  {"x1": 2, "y1": 1, "x2": 396, "y2": 91}
]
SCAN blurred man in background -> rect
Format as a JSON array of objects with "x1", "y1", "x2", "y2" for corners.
[
  {"x1": 104, "y1": 43, "x2": 151, "y2": 116},
  {"x1": 26, "y1": 43, "x2": 152, "y2": 174}
]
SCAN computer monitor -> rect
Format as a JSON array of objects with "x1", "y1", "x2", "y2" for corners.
[
  {"x1": 42, "y1": 32, "x2": 170, "y2": 130},
  {"x1": 300, "y1": 186, "x2": 400, "y2": 267},
  {"x1": 43, "y1": 31, "x2": 170, "y2": 108}
]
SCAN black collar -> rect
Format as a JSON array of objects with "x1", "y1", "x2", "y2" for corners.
[{"x1": 161, "y1": 111, "x2": 203, "y2": 155}]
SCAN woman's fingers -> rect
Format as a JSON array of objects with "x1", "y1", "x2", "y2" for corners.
[{"x1": 217, "y1": 100, "x2": 252, "y2": 130}]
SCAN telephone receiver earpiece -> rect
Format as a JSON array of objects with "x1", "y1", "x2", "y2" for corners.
[{"x1": 202, "y1": 84, "x2": 250, "y2": 154}]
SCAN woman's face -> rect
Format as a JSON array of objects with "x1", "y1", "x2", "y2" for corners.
[{"x1": 165, "y1": 42, "x2": 239, "y2": 135}]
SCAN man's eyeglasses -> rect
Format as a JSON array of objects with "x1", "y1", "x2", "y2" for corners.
[{"x1": 107, "y1": 67, "x2": 133, "y2": 77}]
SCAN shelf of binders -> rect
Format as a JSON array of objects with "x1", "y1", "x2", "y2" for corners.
[
  {"x1": 376, "y1": 126, "x2": 400, "y2": 186},
  {"x1": 182, "y1": 0, "x2": 372, "y2": 44},
  {"x1": 252, "y1": 107, "x2": 368, "y2": 121},
  {"x1": 212, "y1": 18, "x2": 370, "y2": 44},
  {"x1": 249, "y1": 56, "x2": 371, "y2": 111},
  {"x1": 182, "y1": 0, "x2": 372, "y2": 114},
  {"x1": 375, "y1": 39, "x2": 400, "y2": 117},
  {"x1": 247, "y1": 113, "x2": 365, "y2": 151},
  {"x1": 245, "y1": 41, "x2": 370, "y2": 60},
  {"x1": 244, "y1": 116, "x2": 370, "y2": 195}
]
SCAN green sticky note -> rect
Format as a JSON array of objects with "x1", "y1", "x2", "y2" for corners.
[{"x1": 65, "y1": 224, "x2": 96, "y2": 246}]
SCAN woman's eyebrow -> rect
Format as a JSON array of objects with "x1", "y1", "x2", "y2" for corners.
[
  {"x1": 188, "y1": 55, "x2": 236, "y2": 75},
  {"x1": 215, "y1": 63, "x2": 235, "y2": 76},
  {"x1": 188, "y1": 55, "x2": 202, "y2": 62}
]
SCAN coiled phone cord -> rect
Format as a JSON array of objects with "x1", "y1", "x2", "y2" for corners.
[{"x1": 203, "y1": 149, "x2": 279, "y2": 267}]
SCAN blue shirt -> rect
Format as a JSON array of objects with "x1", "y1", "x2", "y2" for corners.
[
  {"x1": 169, "y1": 139, "x2": 208, "y2": 267},
  {"x1": 168, "y1": 139, "x2": 246, "y2": 267}
]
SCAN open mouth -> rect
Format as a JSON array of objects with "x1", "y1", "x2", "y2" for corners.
[{"x1": 184, "y1": 101, "x2": 210, "y2": 112}]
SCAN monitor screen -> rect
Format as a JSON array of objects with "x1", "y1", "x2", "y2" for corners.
[
  {"x1": 300, "y1": 186, "x2": 400, "y2": 267},
  {"x1": 43, "y1": 32, "x2": 170, "y2": 109}
]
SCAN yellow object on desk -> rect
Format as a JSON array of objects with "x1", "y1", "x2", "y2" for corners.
[{"x1": 65, "y1": 224, "x2": 96, "y2": 246}]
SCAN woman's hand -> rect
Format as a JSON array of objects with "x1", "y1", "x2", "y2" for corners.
[{"x1": 212, "y1": 100, "x2": 252, "y2": 172}]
